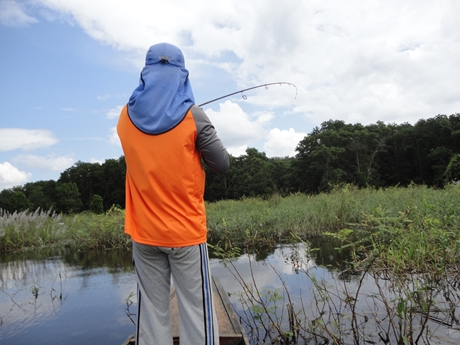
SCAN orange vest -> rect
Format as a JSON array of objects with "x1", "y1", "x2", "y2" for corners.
[{"x1": 117, "y1": 105, "x2": 207, "y2": 247}]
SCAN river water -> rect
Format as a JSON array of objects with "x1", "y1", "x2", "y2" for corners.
[{"x1": 1, "y1": 243, "x2": 459, "y2": 345}]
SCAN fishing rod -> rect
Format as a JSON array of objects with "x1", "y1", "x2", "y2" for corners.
[{"x1": 198, "y1": 82, "x2": 297, "y2": 107}]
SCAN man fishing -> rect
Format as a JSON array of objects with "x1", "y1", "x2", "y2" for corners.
[{"x1": 117, "y1": 42, "x2": 229, "y2": 345}]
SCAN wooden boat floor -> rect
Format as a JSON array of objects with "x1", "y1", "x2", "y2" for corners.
[
  {"x1": 170, "y1": 276, "x2": 249, "y2": 345},
  {"x1": 123, "y1": 276, "x2": 249, "y2": 345}
]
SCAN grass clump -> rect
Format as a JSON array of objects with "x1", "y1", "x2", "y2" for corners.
[
  {"x1": 2, "y1": 183, "x2": 460, "y2": 253},
  {"x1": 0, "y1": 208, "x2": 65, "y2": 251},
  {"x1": 211, "y1": 184, "x2": 460, "y2": 345},
  {"x1": 206, "y1": 183, "x2": 460, "y2": 248},
  {"x1": 66, "y1": 206, "x2": 130, "y2": 249},
  {"x1": 0, "y1": 205, "x2": 130, "y2": 252}
]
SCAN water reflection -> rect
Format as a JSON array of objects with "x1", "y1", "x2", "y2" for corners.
[
  {"x1": 1, "y1": 244, "x2": 323, "y2": 345},
  {"x1": 210, "y1": 242, "x2": 460, "y2": 345},
  {"x1": 0, "y1": 248, "x2": 136, "y2": 345},
  {"x1": 1, "y1": 243, "x2": 460, "y2": 345}
]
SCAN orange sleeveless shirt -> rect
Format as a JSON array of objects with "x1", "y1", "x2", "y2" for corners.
[{"x1": 117, "y1": 105, "x2": 207, "y2": 247}]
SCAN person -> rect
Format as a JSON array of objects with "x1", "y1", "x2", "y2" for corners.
[{"x1": 117, "y1": 42, "x2": 230, "y2": 345}]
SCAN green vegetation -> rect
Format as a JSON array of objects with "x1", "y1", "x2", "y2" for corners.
[
  {"x1": 2, "y1": 184, "x2": 459, "y2": 255},
  {"x1": 1, "y1": 113, "x2": 460, "y2": 214},
  {"x1": 0, "y1": 205, "x2": 128, "y2": 252},
  {"x1": 2, "y1": 183, "x2": 460, "y2": 343},
  {"x1": 207, "y1": 183, "x2": 460, "y2": 247},
  {"x1": 211, "y1": 184, "x2": 460, "y2": 344},
  {"x1": 0, "y1": 157, "x2": 126, "y2": 214}
]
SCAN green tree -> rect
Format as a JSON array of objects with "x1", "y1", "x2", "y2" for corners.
[
  {"x1": 427, "y1": 146, "x2": 453, "y2": 187},
  {"x1": 293, "y1": 121, "x2": 351, "y2": 193},
  {"x1": 413, "y1": 115, "x2": 454, "y2": 186},
  {"x1": 445, "y1": 153, "x2": 460, "y2": 184},
  {"x1": 204, "y1": 157, "x2": 231, "y2": 202},
  {"x1": 9, "y1": 190, "x2": 33, "y2": 212},
  {"x1": 0, "y1": 188, "x2": 15, "y2": 213},
  {"x1": 54, "y1": 182, "x2": 82, "y2": 214},
  {"x1": 346, "y1": 121, "x2": 390, "y2": 187},
  {"x1": 23, "y1": 181, "x2": 55, "y2": 211},
  {"x1": 448, "y1": 113, "x2": 460, "y2": 153},
  {"x1": 269, "y1": 156, "x2": 296, "y2": 195},
  {"x1": 377, "y1": 123, "x2": 417, "y2": 187},
  {"x1": 101, "y1": 156, "x2": 126, "y2": 209},
  {"x1": 89, "y1": 194, "x2": 104, "y2": 214},
  {"x1": 228, "y1": 148, "x2": 274, "y2": 199},
  {"x1": 58, "y1": 161, "x2": 104, "y2": 210}
]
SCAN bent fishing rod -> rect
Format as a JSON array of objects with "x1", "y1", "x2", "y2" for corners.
[{"x1": 198, "y1": 82, "x2": 297, "y2": 107}]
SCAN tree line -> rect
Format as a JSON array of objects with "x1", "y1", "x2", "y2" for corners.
[{"x1": 1, "y1": 113, "x2": 460, "y2": 214}]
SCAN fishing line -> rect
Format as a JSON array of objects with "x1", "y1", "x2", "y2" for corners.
[{"x1": 198, "y1": 82, "x2": 297, "y2": 107}]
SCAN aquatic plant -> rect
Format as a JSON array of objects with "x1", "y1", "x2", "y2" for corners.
[
  {"x1": 66, "y1": 205, "x2": 130, "y2": 249},
  {"x1": 0, "y1": 207, "x2": 65, "y2": 251},
  {"x1": 0, "y1": 205, "x2": 130, "y2": 252},
  {"x1": 2, "y1": 184, "x2": 460, "y2": 255},
  {"x1": 206, "y1": 183, "x2": 460, "y2": 247},
  {"x1": 210, "y1": 184, "x2": 460, "y2": 344}
]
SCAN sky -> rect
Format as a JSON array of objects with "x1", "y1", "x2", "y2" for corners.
[{"x1": 1, "y1": 0, "x2": 460, "y2": 190}]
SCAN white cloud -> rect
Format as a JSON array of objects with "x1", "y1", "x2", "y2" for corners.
[
  {"x1": 226, "y1": 145, "x2": 250, "y2": 158},
  {"x1": 13, "y1": 154, "x2": 75, "y2": 172},
  {"x1": 0, "y1": 0, "x2": 38, "y2": 27},
  {"x1": 109, "y1": 127, "x2": 121, "y2": 146},
  {"x1": 205, "y1": 101, "x2": 265, "y2": 156},
  {"x1": 0, "y1": 162, "x2": 31, "y2": 190},
  {"x1": 0, "y1": 129, "x2": 58, "y2": 152},
  {"x1": 98, "y1": 94, "x2": 111, "y2": 101},
  {"x1": 29, "y1": 0, "x2": 460, "y2": 129},
  {"x1": 264, "y1": 128, "x2": 308, "y2": 157},
  {"x1": 106, "y1": 105, "x2": 123, "y2": 119},
  {"x1": 3, "y1": 0, "x2": 458, "y2": 170}
]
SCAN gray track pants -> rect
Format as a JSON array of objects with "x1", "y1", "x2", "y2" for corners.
[{"x1": 132, "y1": 241, "x2": 219, "y2": 345}]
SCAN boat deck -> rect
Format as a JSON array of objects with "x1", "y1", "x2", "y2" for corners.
[{"x1": 123, "y1": 276, "x2": 249, "y2": 345}]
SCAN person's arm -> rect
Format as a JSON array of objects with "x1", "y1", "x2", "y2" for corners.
[{"x1": 191, "y1": 105, "x2": 230, "y2": 174}]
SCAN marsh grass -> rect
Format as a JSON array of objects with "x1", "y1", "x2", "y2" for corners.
[
  {"x1": 66, "y1": 205, "x2": 130, "y2": 249},
  {"x1": 2, "y1": 184, "x2": 460, "y2": 253},
  {"x1": 303, "y1": 208, "x2": 460, "y2": 344},
  {"x1": 0, "y1": 205, "x2": 129, "y2": 252},
  {"x1": 3, "y1": 184, "x2": 460, "y2": 343},
  {"x1": 216, "y1": 241, "x2": 460, "y2": 344},
  {"x1": 206, "y1": 183, "x2": 460, "y2": 247},
  {"x1": 0, "y1": 208, "x2": 65, "y2": 251},
  {"x1": 210, "y1": 183, "x2": 460, "y2": 344}
]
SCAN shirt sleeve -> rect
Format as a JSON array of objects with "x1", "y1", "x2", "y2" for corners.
[{"x1": 191, "y1": 105, "x2": 230, "y2": 174}]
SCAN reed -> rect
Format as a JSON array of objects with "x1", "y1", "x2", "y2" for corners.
[
  {"x1": 66, "y1": 205, "x2": 130, "y2": 249},
  {"x1": 210, "y1": 183, "x2": 460, "y2": 344},
  {"x1": 1, "y1": 184, "x2": 459, "y2": 252},
  {"x1": 206, "y1": 183, "x2": 460, "y2": 246},
  {"x1": 0, "y1": 207, "x2": 65, "y2": 251},
  {"x1": 0, "y1": 205, "x2": 130, "y2": 252}
]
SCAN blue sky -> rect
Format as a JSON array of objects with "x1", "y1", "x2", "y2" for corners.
[{"x1": 1, "y1": 0, "x2": 460, "y2": 190}]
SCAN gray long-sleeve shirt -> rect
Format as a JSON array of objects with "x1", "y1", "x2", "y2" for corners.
[{"x1": 191, "y1": 105, "x2": 230, "y2": 174}]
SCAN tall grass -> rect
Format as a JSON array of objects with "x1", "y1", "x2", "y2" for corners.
[
  {"x1": 0, "y1": 207, "x2": 65, "y2": 251},
  {"x1": 1, "y1": 184, "x2": 460, "y2": 252},
  {"x1": 206, "y1": 183, "x2": 460, "y2": 246},
  {"x1": 209, "y1": 183, "x2": 460, "y2": 344},
  {"x1": 0, "y1": 206, "x2": 129, "y2": 252},
  {"x1": 3, "y1": 184, "x2": 460, "y2": 342},
  {"x1": 66, "y1": 206, "x2": 130, "y2": 249}
]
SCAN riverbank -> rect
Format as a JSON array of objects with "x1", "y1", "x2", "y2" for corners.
[
  {"x1": 2, "y1": 183, "x2": 460, "y2": 344},
  {"x1": 1, "y1": 184, "x2": 460, "y2": 258}
]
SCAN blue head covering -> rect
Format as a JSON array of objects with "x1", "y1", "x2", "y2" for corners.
[{"x1": 127, "y1": 43, "x2": 195, "y2": 134}]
